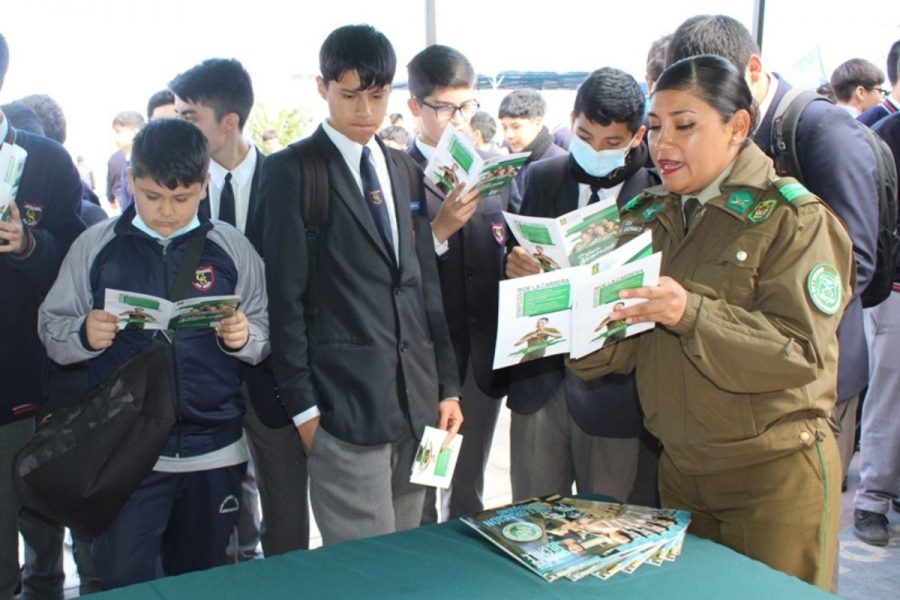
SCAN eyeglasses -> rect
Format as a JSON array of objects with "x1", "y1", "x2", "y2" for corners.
[
  {"x1": 416, "y1": 97, "x2": 480, "y2": 122},
  {"x1": 871, "y1": 87, "x2": 890, "y2": 98}
]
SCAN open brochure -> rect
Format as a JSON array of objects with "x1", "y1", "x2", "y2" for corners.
[
  {"x1": 424, "y1": 125, "x2": 530, "y2": 198},
  {"x1": 104, "y1": 289, "x2": 240, "y2": 331},
  {"x1": 503, "y1": 198, "x2": 621, "y2": 271},
  {"x1": 0, "y1": 142, "x2": 28, "y2": 222},
  {"x1": 409, "y1": 426, "x2": 463, "y2": 489},
  {"x1": 492, "y1": 233, "x2": 659, "y2": 369},
  {"x1": 461, "y1": 495, "x2": 691, "y2": 583}
]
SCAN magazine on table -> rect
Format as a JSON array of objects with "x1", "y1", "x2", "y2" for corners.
[
  {"x1": 104, "y1": 289, "x2": 240, "y2": 330},
  {"x1": 461, "y1": 495, "x2": 691, "y2": 583},
  {"x1": 503, "y1": 198, "x2": 621, "y2": 271},
  {"x1": 424, "y1": 125, "x2": 530, "y2": 198}
]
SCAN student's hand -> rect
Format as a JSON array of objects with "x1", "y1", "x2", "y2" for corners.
[
  {"x1": 0, "y1": 202, "x2": 29, "y2": 254},
  {"x1": 436, "y1": 399, "x2": 464, "y2": 449},
  {"x1": 296, "y1": 416, "x2": 320, "y2": 455},
  {"x1": 431, "y1": 187, "x2": 481, "y2": 244},
  {"x1": 216, "y1": 310, "x2": 249, "y2": 349},
  {"x1": 505, "y1": 246, "x2": 542, "y2": 278},
  {"x1": 614, "y1": 276, "x2": 688, "y2": 327},
  {"x1": 85, "y1": 310, "x2": 119, "y2": 350}
]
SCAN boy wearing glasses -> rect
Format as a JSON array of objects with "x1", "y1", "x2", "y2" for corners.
[
  {"x1": 406, "y1": 45, "x2": 513, "y2": 523},
  {"x1": 830, "y1": 58, "x2": 886, "y2": 116}
]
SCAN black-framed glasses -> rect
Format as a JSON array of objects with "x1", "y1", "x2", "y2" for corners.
[
  {"x1": 416, "y1": 97, "x2": 480, "y2": 122},
  {"x1": 870, "y1": 87, "x2": 890, "y2": 98}
]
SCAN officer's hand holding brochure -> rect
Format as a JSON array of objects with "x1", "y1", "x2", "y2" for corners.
[
  {"x1": 104, "y1": 289, "x2": 240, "y2": 330},
  {"x1": 424, "y1": 125, "x2": 530, "y2": 199},
  {"x1": 461, "y1": 495, "x2": 690, "y2": 582},
  {"x1": 493, "y1": 228, "x2": 660, "y2": 370},
  {"x1": 0, "y1": 141, "x2": 28, "y2": 222},
  {"x1": 409, "y1": 426, "x2": 463, "y2": 489}
]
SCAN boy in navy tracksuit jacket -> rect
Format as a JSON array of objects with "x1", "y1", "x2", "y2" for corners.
[{"x1": 38, "y1": 119, "x2": 269, "y2": 589}]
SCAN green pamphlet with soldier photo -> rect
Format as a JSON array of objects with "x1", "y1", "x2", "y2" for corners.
[
  {"x1": 493, "y1": 232, "x2": 659, "y2": 368},
  {"x1": 104, "y1": 288, "x2": 240, "y2": 331}
]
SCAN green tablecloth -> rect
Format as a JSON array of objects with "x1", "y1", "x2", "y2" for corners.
[{"x1": 93, "y1": 519, "x2": 834, "y2": 599}]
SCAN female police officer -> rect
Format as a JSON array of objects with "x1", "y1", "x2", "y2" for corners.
[{"x1": 568, "y1": 55, "x2": 853, "y2": 590}]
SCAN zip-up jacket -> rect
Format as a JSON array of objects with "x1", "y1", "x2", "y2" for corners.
[{"x1": 38, "y1": 206, "x2": 269, "y2": 457}]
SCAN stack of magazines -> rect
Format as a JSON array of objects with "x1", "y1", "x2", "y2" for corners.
[{"x1": 461, "y1": 495, "x2": 691, "y2": 582}]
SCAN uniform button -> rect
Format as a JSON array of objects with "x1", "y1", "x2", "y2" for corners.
[
  {"x1": 465, "y1": 268, "x2": 474, "y2": 280},
  {"x1": 399, "y1": 341, "x2": 409, "y2": 352},
  {"x1": 468, "y1": 316, "x2": 478, "y2": 325},
  {"x1": 394, "y1": 287, "x2": 401, "y2": 296},
  {"x1": 800, "y1": 431, "x2": 811, "y2": 442},
  {"x1": 736, "y1": 250, "x2": 748, "y2": 262}
]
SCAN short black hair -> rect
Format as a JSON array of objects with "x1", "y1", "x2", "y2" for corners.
[
  {"x1": 470, "y1": 111, "x2": 497, "y2": 142},
  {"x1": 130, "y1": 119, "x2": 209, "y2": 190},
  {"x1": 378, "y1": 125, "x2": 409, "y2": 146},
  {"x1": 887, "y1": 40, "x2": 900, "y2": 87},
  {"x1": 407, "y1": 44, "x2": 474, "y2": 99},
  {"x1": 573, "y1": 67, "x2": 645, "y2": 133},
  {"x1": 1, "y1": 102, "x2": 44, "y2": 136},
  {"x1": 667, "y1": 14, "x2": 759, "y2": 72},
  {"x1": 169, "y1": 58, "x2": 254, "y2": 129},
  {"x1": 498, "y1": 89, "x2": 546, "y2": 119},
  {"x1": 646, "y1": 34, "x2": 672, "y2": 85},
  {"x1": 831, "y1": 58, "x2": 885, "y2": 102},
  {"x1": 18, "y1": 94, "x2": 66, "y2": 143},
  {"x1": 319, "y1": 24, "x2": 396, "y2": 89},
  {"x1": 654, "y1": 54, "x2": 758, "y2": 132},
  {"x1": 0, "y1": 33, "x2": 8, "y2": 90},
  {"x1": 146, "y1": 89, "x2": 175, "y2": 120}
]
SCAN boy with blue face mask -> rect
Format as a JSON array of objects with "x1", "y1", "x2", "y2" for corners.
[
  {"x1": 38, "y1": 119, "x2": 270, "y2": 589},
  {"x1": 504, "y1": 67, "x2": 661, "y2": 507}
]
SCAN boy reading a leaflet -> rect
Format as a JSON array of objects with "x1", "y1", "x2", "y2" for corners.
[{"x1": 38, "y1": 119, "x2": 269, "y2": 589}]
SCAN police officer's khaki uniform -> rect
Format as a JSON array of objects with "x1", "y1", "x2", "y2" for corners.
[{"x1": 568, "y1": 143, "x2": 854, "y2": 590}]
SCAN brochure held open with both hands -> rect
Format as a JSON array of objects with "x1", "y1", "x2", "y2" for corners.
[
  {"x1": 104, "y1": 289, "x2": 240, "y2": 330},
  {"x1": 493, "y1": 201, "x2": 662, "y2": 369},
  {"x1": 424, "y1": 126, "x2": 530, "y2": 199}
]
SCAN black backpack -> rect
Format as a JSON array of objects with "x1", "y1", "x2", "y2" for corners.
[{"x1": 772, "y1": 89, "x2": 899, "y2": 308}]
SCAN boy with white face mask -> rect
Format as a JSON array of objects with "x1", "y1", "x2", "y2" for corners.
[{"x1": 504, "y1": 67, "x2": 661, "y2": 506}]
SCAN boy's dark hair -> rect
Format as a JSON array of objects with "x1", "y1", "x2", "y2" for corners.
[
  {"x1": 831, "y1": 58, "x2": 885, "y2": 102},
  {"x1": 19, "y1": 94, "x2": 66, "y2": 143},
  {"x1": 654, "y1": 55, "x2": 758, "y2": 132},
  {"x1": 0, "y1": 33, "x2": 8, "y2": 89},
  {"x1": 319, "y1": 24, "x2": 396, "y2": 89},
  {"x1": 130, "y1": 119, "x2": 209, "y2": 190},
  {"x1": 646, "y1": 34, "x2": 672, "y2": 85},
  {"x1": 1, "y1": 102, "x2": 44, "y2": 137},
  {"x1": 389, "y1": 113, "x2": 404, "y2": 124},
  {"x1": 378, "y1": 125, "x2": 409, "y2": 146},
  {"x1": 146, "y1": 89, "x2": 175, "y2": 119},
  {"x1": 573, "y1": 67, "x2": 645, "y2": 133},
  {"x1": 407, "y1": 44, "x2": 474, "y2": 99},
  {"x1": 498, "y1": 89, "x2": 546, "y2": 119},
  {"x1": 888, "y1": 40, "x2": 900, "y2": 87},
  {"x1": 667, "y1": 14, "x2": 759, "y2": 73},
  {"x1": 113, "y1": 110, "x2": 145, "y2": 130},
  {"x1": 169, "y1": 58, "x2": 254, "y2": 129},
  {"x1": 470, "y1": 111, "x2": 497, "y2": 142}
]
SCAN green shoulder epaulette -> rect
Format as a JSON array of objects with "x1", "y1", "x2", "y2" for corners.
[{"x1": 775, "y1": 177, "x2": 818, "y2": 207}]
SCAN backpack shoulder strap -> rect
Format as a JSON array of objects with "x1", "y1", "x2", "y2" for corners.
[
  {"x1": 287, "y1": 136, "x2": 330, "y2": 322},
  {"x1": 771, "y1": 89, "x2": 825, "y2": 179},
  {"x1": 169, "y1": 231, "x2": 209, "y2": 301}
]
